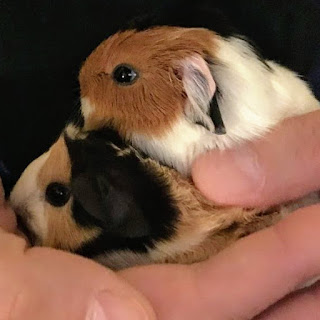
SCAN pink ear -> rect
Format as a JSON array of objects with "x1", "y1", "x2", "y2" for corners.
[
  {"x1": 179, "y1": 55, "x2": 217, "y2": 132},
  {"x1": 182, "y1": 54, "x2": 216, "y2": 99}
]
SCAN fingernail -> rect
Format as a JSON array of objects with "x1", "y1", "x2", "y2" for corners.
[
  {"x1": 87, "y1": 290, "x2": 148, "y2": 320},
  {"x1": 193, "y1": 145, "x2": 265, "y2": 204}
]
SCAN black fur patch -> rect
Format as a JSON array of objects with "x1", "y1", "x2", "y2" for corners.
[
  {"x1": 65, "y1": 128, "x2": 178, "y2": 258},
  {"x1": 210, "y1": 91, "x2": 226, "y2": 135}
]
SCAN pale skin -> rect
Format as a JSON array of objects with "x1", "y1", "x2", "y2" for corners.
[{"x1": 1, "y1": 110, "x2": 320, "y2": 319}]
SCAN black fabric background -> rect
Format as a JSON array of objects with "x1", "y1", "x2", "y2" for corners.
[
  {"x1": 0, "y1": 0, "x2": 319, "y2": 193},
  {"x1": 0, "y1": 0, "x2": 162, "y2": 186}
]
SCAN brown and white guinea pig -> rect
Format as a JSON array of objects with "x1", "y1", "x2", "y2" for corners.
[
  {"x1": 10, "y1": 125, "x2": 320, "y2": 270},
  {"x1": 78, "y1": 25, "x2": 320, "y2": 175}
]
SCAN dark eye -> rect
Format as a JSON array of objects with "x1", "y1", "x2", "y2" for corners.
[
  {"x1": 45, "y1": 183, "x2": 71, "y2": 207},
  {"x1": 112, "y1": 64, "x2": 138, "y2": 85}
]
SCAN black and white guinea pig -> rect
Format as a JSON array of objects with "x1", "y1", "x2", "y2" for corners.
[
  {"x1": 12, "y1": 125, "x2": 316, "y2": 270},
  {"x1": 78, "y1": 18, "x2": 320, "y2": 175}
]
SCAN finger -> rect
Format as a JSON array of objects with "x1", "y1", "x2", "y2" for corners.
[
  {"x1": 192, "y1": 110, "x2": 320, "y2": 207},
  {"x1": 0, "y1": 231, "x2": 155, "y2": 320},
  {"x1": 256, "y1": 282, "x2": 320, "y2": 320},
  {"x1": 121, "y1": 205, "x2": 320, "y2": 320}
]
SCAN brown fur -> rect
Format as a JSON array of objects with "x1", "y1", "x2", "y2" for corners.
[
  {"x1": 44, "y1": 200, "x2": 100, "y2": 251},
  {"x1": 38, "y1": 137, "x2": 71, "y2": 189},
  {"x1": 79, "y1": 27, "x2": 218, "y2": 137}
]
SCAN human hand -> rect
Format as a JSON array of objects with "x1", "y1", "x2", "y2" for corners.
[
  {"x1": 190, "y1": 109, "x2": 320, "y2": 318},
  {"x1": 121, "y1": 206, "x2": 320, "y2": 319}
]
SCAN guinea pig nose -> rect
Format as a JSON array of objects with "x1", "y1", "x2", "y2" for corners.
[
  {"x1": 112, "y1": 64, "x2": 139, "y2": 85},
  {"x1": 45, "y1": 182, "x2": 71, "y2": 207}
]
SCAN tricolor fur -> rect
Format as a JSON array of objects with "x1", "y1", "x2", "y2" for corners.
[
  {"x1": 10, "y1": 126, "x2": 320, "y2": 270},
  {"x1": 79, "y1": 26, "x2": 320, "y2": 175}
]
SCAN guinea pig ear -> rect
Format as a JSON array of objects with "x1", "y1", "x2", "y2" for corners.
[
  {"x1": 71, "y1": 170, "x2": 151, "y2": 239},
  {"x1": 72, "y1": 173, "x2": 150, "y2": 238},
  {"x1": 180, "y1": 55, "x2": 226, "y2": 134}
]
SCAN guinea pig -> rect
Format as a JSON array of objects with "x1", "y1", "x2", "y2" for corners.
[
  {"x1": 10, "y1": 124, "x2": 320, "y2": 269},
  {"x1": 78, "y1": 24, "x2": 320, "y2": 175}
]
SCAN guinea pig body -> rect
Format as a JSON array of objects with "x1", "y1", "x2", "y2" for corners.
[
  {"x1": 10, "y1": 125, "x2": 320, "y2": 269},
  {"x1": 79, "y1": 25, "x2": 320, "y2": 175},
  {"x1": 10, "y1": 3, "x2": 320, "y2": 270}
]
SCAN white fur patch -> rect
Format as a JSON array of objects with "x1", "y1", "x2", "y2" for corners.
[
  {"x1": 65, "y1": 124, "x2": 88, "y2": 140},
  {"x1": 81, "y1": 97, "x2": 94, "y2": 120},
  {"x1": 131, "y1": 118, "x2": 217, "y2": 176},
  {"x1": 10, "y1": 152, "x2": 50, "y2": 242},
  {"x1": 209, "y1": 36, "x2": 319, "y2": 142}
]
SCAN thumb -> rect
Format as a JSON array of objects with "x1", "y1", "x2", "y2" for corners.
[
  {"x1": 0, "y1": 229, "x2": 155, "y2": 320},
  {"x1": 192, "y1": 110, "x2": 320, "y2": 207}
]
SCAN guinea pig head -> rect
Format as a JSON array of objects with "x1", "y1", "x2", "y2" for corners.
[
  {"x1": 79, "y1": 27, "x2": 225, "y2": 174},
  {"x1": 10, "y1": 136, "x2": 98, "y2": 249},
  {"x1": 9, "y1": 127, "x2": 180, "y2": 268}
]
